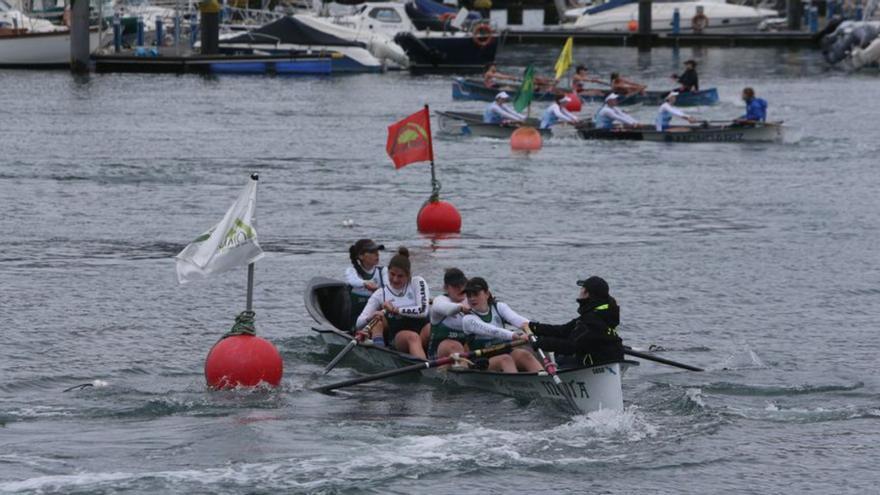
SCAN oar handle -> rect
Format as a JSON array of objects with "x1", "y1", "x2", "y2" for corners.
[{"x1": 623, "y1": 347, "x2": 703, "y2": 372}]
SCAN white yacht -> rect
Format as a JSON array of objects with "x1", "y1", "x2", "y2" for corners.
[
  {"x1": 564, "y1": 0, "x2": 778, "y2": 33},
  {"x1": 0, "y1": 0, "x2": 103, "y2": 67}
]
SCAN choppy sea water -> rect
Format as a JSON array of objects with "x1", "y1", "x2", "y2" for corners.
[{"x1": 1, "y1": 45, "x2": 879, "y2": 494}]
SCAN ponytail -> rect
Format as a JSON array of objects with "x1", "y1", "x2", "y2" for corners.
[{"x1": 387, "y1": 247, "x2": 411, "y2": 276}]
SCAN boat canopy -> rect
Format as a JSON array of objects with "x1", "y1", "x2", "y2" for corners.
[
  {"x1": 410, "y1": 0, "x2": 481, "y2": 21},
  {"x1": 584, "y1": 0, "x2": 637, "y2": 16},
  {"x1": 224, "y1": 16, "x2": 365, "y2": 47}
]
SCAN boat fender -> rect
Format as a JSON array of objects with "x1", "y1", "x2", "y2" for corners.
[{"x1": 472, "y1": 23, "x2": 494, "y2": 48}]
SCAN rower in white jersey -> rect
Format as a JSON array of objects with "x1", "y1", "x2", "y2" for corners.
[
  {"x1": 428, "y1": 268, "x2": 471, "y2": 359},
  {"x1": 655, "y1": 91, "x2": 698, "y2": 131},
  {"x1": 345, "y1": 238, "x2": 387, "y2": 329},
  {"x1": 483, "y1": 91, "x2": 526, "y2": 125},
  {"x1": 356, "y1": 247, "x2": 429, "y2": 360},
  {"x1": 462, "y1": 277, "x2": 543, "y2": 373},
  {"x1": 539, "y1": 94, "x2": 579, "y2": 130},
  {"x1": 593, "y1": 93, "x2": 639, "y2": 130}
]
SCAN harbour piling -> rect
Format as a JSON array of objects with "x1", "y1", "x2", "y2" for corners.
[{"x1": 69, "y1": 0, "x2": 89, "y2": 73}]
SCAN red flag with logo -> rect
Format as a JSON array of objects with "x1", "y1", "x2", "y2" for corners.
[{"x1": 386, "y1": 107, "x2": 434, "y2": 169}]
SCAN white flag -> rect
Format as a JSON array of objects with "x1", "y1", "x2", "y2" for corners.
[{"x1": 175, "y1": 177, "x2": 265, "y2": 284}]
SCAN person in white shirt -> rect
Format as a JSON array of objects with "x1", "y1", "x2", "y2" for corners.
[
  {"x1": 462, "y1": 277, "x2": 542, "y2": 373},
  {"x1": 345, "y1": 239, "x2": 387, "y2": 329},
  {"x1": 428, "y1": 268, "x2": 471, "y2": 359},
  {"x1": 655, "y1": 92, "x2": 697, "y2": 131},
  {"x1": 593, "y1": 93, "x2": 639, "y2": 129},
  {"x1": 483, "y1": 91, "x2": 526, "y2": 125},
  {"x1": 539, "y1": 94, "x2": 579, "y2": 130},
  {"x1": 356, "y1": 247, "x2": 429, "y2": 359}
]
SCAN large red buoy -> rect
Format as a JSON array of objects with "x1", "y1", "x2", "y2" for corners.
[
  {"x1": 565, "y1": 92, "x2": 582, "y2": 112},
  {"x1": 205, "y1": 334, "x2": 283, "y2": 389},
  {"x1": 511, "y1": 127, "x2": 542, "y2": 152},
  {"x1": 417, "y1": 200, "x2": 461, "y2": 233}
]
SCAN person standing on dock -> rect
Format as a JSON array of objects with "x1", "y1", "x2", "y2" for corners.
[
  {"x1": 673, "y1": 60, "x2": 700, "y2": 93},
  {"x1": 483, "y1": 91, "x2": 526, "y2": 125},
  {"x1": 735, "y1": 87, "x2": 768, "y2": 124},
  {"x1": 594, "y1": 94, "x2": 639, "y2": 129},
  {"x1": 655, "y1": 92, "x2": 698, "y2": 131},
  {"x1": 540, "y1": 95, "x2": 580, "y2": 130}
]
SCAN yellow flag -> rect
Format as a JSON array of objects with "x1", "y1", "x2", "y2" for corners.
[{"x1": 554, "y1": 37, "x2": 573, "y2": 80}]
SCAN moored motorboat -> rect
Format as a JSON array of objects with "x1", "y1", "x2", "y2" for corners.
[
  {"x1": 563, "y1": 0, "x2": 778, "y2": 33},
  {"x1": 0, "y1": 27, "x2": 104, "y2": 68},
  {"x1": 578, "y1": 122, "x2": 784, "y2": 142},
  {"x1": 306, "y1": 277, "x2": 633, "y2": 413},
  {"x1": 437, "y1": 110, "x2": 587, "y2": 139}
]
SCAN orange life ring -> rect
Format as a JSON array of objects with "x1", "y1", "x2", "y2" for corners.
[{"x1": 472, "y1": 24, "x2": 494, "y2": 48}]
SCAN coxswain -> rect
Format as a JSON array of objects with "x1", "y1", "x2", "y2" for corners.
[
  {"x1": 539, "y1": 94, "x2": 580, "y2": 130},
  {"x1": 483, "y1": 91, "x2": 526, "y2": 125},
  {"x1": 673, "y1": 59, "x2": 699, "y2": 93},
  {"x1": 355, "y1": 247, "x2": 429, "y2": 359},
  {"x1": 462, "y1": 277, "x2": 542, "y2": 373},
  {"x1": 528, "y1": 276, "x2": 624, "y2": 368},
  {"x1": 735, "y1": 87, "x2": 768, "y2": 124},
  {"x1": 427, "y1": 268, "x2": 471, "y2": 359},
  {"x1": 655, "y1": 92, "x2": 698, "y2": 131},
  {"x1": 571, "y1": 65, "x2": 606, "y2": 97},
  {"x1": 610, "y1": 72, "x2": 646, "y2": 96},
  {"x1": 483, "y1": 62, "x2": 518, "y2": 88},
  {"x1": 594, "y1": 93, "x2": 639, "y2": 129},
  {"x1": 345, "y1": 239, "x2": 387, "y2": 328}
]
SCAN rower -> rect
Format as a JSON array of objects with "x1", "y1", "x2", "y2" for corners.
[
  {"x1": 571, "y1": 65, "x2": 605, "y2": 97},
  {"x1": 655, "y1": 91, "x2": 698, "y2": 131},
  {"x1": 528, "y1": 276, "x2": 624, "y2": 368},
  {"x1": 355, "y1": 247, "x2": 429, "y2": 360},
  {"x1": 427, "y1": 268, "x2": 471, "y2": 359},
  {"x1": 483, "y1": 62, "x2": 517, "y2": 88},
  {"x1": 610, "y1": 72, "x2": 646, "y2": 96},
  {"x1": 539, "y1": 94, "x2": 579, "y2": 130},
  {"x1": 483, "y1": 91, "x2": 526, "y2": 125},
  {"x1": 461, "y1": 277, "x2": 542, "y2": 373},
  {"x1": 672, "y1": 59, "x2": 700, "y2": 93},
  {"x1": 735, "y1": 87, "x2": 768, "y2": 124},
  {"x1": 594, "y1": 93, "x2": 639, "y2": 129},
  {"x1": 345, "y1": 239, "x2": 387, "y2": 329}
]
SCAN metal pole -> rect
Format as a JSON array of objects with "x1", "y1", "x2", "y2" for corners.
[
  {"x1": 246, "y1": 263, "x2": 254, "y2": 311},
  {"x1": 70, "y1": 0, "x2": 90, "y2": 73},
  {"x1": 637, "y1": 0, "x2": 652, "y2": 51}
]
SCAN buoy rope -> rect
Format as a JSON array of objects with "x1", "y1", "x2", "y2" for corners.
[{"x1": 225, "y1": 310, "x2": 257, "y2": 337}]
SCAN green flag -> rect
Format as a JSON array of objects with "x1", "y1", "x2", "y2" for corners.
[{"x1": 513, "y1": 65, "x2": 535, "y2": 113}]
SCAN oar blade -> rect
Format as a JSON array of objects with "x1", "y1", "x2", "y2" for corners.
[{"x1": 323, "y1": 339, "x2": 358, "y2": 375}]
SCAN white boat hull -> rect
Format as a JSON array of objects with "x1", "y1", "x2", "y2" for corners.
[
  {"x1": 0, "y1": 28, "x2": 103, "y2": 67},
  {"x1": 568, "y1": 0, "x2": 778, "y2": 33},
  {"x1": 296, "y1": 14, "x2": 409, "y2": 68}
]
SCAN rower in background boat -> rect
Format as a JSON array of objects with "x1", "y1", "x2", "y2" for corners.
[
  {"x1": 572, "y1": 65, "x2": 607, "y2": 97},
  {"x1": 539, "y1": 94, "x2": 580, "y2": 130},
  {"x1": 427, "y1": 268, "x2": 472, "y2": 359},
  {"x1": 355, "y1": 247, "x2": 429, "y2": 359},
  {"x1": 528, "y1": 276, "x2": 624, "y2": 368},
  {"x1": 483, "y1": 91, "x2": 526, "y2": 125},
  {"x1": 483, "y1": 62, "x2": 518, "y2": 88},
  {"x1": 594, "y1": 93, "x2": 639, "y2": 129},
  {"x1": 655, "y1": 92, "x2": 699, "y2": 131},
  {"x1": 345, "y1": 239, "x2": 387, "y2": 328},
  {"x1": 672, "y1": 59, "x2": 700, "y2": 93},
  {"x1": 462, "y1": 277, "x2": 543, "y2": 373},
  {"x1": 610, "y1": 72, "x2": 647, "y2": 97},
  {"x1": 735, "y1": 87, "x2": 768, "y2": 124}
]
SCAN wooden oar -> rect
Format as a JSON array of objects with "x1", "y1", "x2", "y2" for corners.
[
  {"x1": 522, "y1": 327, "x2": 583, "y2": 414},
  {"x1": 624, "y1": 347, "x2": 703, "y2": 372},
  {"x1": 322, "y1": 315, "x2": 382, "y2": 375},
  {"x1": 314, "y1": 340, "x2": 529, "y2": 393}
]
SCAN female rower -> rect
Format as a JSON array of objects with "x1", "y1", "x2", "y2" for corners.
[
  {"x1": 428, "y1": 268, "x2": 470, "y2": 359},
  {"x1": 610, "y1": 72, "x2": 647, "y2": 96},
  {"x1": 462, "y1": 277, "x2": 542, "y2": 373},
  {"x1": 571, "y1": 65, "x2": 606, "y2": 97},
  {"x1": 345, "y1": 239, "x2": 386, "y2": 328},
  {"x1": 355, "y1": 247, "x2": 429, "y2": 360},
  {"x1": 655, "y1": 91, "x2": 697, "y2": 131},
  {"x1": 483, "y1": 63, "x2": 518, "y2": 88}
]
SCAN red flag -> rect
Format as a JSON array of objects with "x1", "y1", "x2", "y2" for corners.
[{"x1": 386, "y1": 107, "x2": 434, "y2": 169}]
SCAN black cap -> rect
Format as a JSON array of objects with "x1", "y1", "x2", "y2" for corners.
[
  {"x1": 444, "y1": 268, "x2": 467, "y2": 287},
  {"x1": 354, "y1": 239, "x2": 385, "y2": 254},
  {"x1": 464, "y1": 277, "x2": 489, "y2": 294},
  {"x1": 576, "y1": 276, "x2": 609, "y2": 298},
  {"x1": 685, "y1": 59, "x2": 697, "y2": 66}
]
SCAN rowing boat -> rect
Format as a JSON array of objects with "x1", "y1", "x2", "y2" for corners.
[
  {"x1": 452, "y1": 77, "x2": 719, "y2": 107},
  {"x1": 306, "y1": 277, "x2": 635, "y2": 413},
  {"x1": 578, "y1": 122, "x2": 785, "y2": 143},
  {"x1": 436, "y1": 111, "x2": 589, "y2": 139}
]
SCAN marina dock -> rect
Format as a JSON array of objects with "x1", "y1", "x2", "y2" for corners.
[{"x1": 501, "y1": 30, "x2": 821, "y2": 48}]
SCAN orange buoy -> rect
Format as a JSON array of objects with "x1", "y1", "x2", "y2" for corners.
[
  {"x1": 510, "y1": 126, "x2": 542, "y2": 152},
  {"x1": 565, "y1": 92, "x2": 582, "y2": 112},
  {"x1": 417, "y1": 200, "x2": 462, "y2": 234},
  {"x1": 205, "y1": 334, "x2": 283, "y2": 389},
  {"x1": 627, "y1": 19, "x2": 638, "y2": 32}
]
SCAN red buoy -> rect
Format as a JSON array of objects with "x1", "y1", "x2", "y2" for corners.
[
  {"x1": 205, "y1": 335, "x2": 283, "y2": 389},
  {"x1": 565, "y1": 92, "x2": 582, "y2": 112},
  {"x1": 417, "y1": 200, "x2": 461, "y2": 233},
  {"x1": 511, "y1": 127, "x2": 542, "y2": 152}
]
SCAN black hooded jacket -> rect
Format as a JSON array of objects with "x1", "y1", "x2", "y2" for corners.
[{"x1": 530, "y1": 297, "x2": 624, "y2": 364}]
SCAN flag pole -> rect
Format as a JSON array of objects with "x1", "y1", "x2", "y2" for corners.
[
  {"x1": 246, "y1": 172, "x2": 259, "y2": 311},
  {"x1": 424, "y1": 104, "x2": 440, "y2": 202}
]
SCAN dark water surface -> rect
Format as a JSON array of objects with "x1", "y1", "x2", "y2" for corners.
[{"x1": 2, "y1": 46, "x2": 879, "y2": 494}]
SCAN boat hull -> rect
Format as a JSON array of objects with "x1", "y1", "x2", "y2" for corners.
[
  {"x1": 306, "y1": 277, "x2": 631, "y2": 413},
  {"x1": 0, "y1": 28, "x2": 103, "y2": 68},
  {"x1": 437, "y1": 110, "x2": 584, "y2": 139},
  {"x1": 395, "y1": 33, "x2": 497, "y2": 73},
  {"x1": 578, "y1": 122, "x2": 784, "y2": 142}
]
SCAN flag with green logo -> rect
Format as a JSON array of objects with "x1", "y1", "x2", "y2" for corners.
[
  {"x1": 175, "y1": 176, "x2": 265, "y2": 284},
  {"x1": 513, "y1": 65, "x2": 535, "y2": 113}
]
